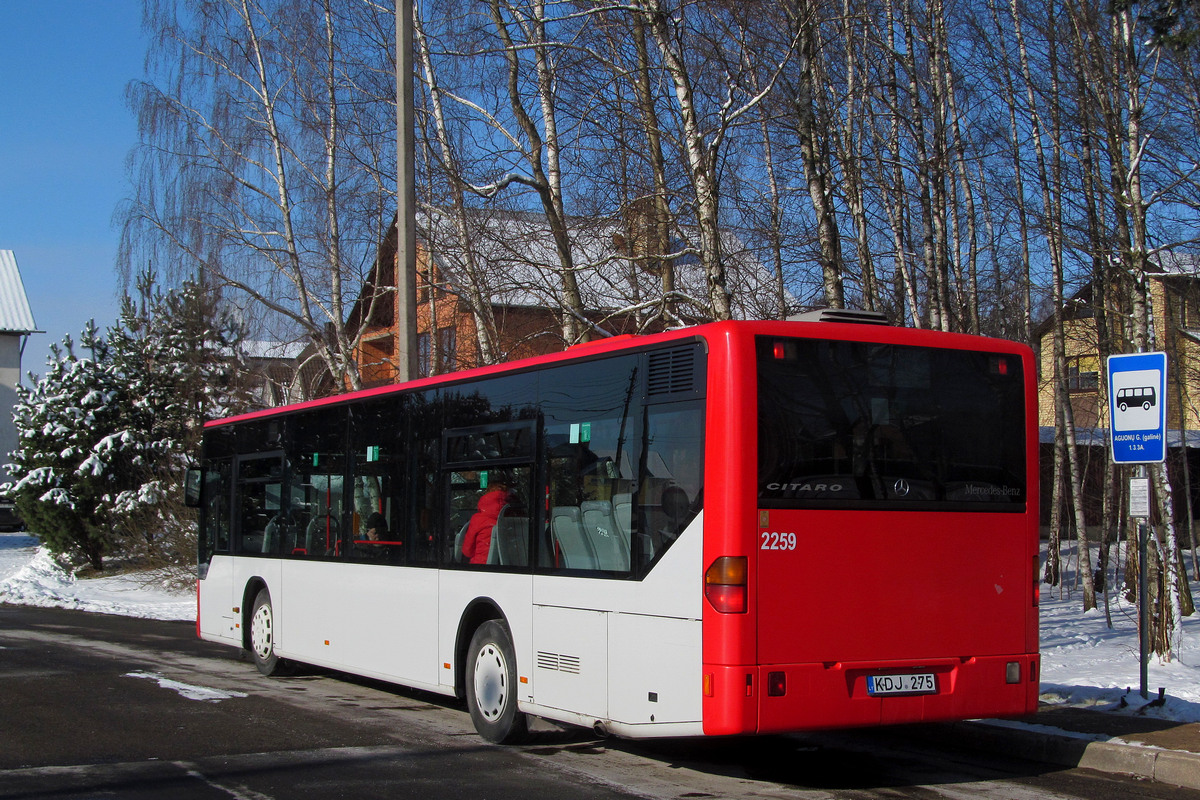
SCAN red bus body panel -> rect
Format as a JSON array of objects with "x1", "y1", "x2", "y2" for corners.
[{"x1": 699, "y1": 321, "x2": 1039, "y2": 735}]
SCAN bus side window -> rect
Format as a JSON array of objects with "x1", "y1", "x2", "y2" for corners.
[
  {"x1": 349, "y1": 396, "x2": 406, "y2": 564},
  {"x1": 409, "y1": 395, "x2": 442, "y2": 567},
  {"x1": 637, "y1": 402, "x2": 704, "y2": 570},
  {"x1": 541, "y1": 356, "x2": 641, "y2": 575},
  {"x1": 235, "y1": 457, "x2": 283, "y2": 555},
  {"x1": 286, "y1": 408, "x2": 347, "y2": 558}
]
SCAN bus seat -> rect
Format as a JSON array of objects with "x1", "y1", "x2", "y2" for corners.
[
  {"x1": 454, "y1": 520, "x2": 469, "y2": 563},
  {"x1": 581, "y1": 500, "x2": 629, "y2": 571},
  {"x1": 261, "y1": 519, "x2": 279, "y2": 554},
  {"x1": 612, "y1": 493, "x2": 632, "y2": 537},
  {"x1": 484, "y1": 503, "x2": 508, "y2": 566},
  {"x1": 495, "y1": 515, "x2": 529, "y2": 566},
  {"x1": 550, "y1": 506, "x2": 597, "y2": 569},
  {"x1": 486, "y1": 522, "x2": 500, "y2": 564}
]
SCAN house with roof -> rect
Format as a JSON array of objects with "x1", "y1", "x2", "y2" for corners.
[
  {"x1": 241, "y1": 339, "x2": 310, "y2": 406},
  {"x1": 1038, "y1": 252, "x2": 1200, "y2": 433},
  {"x1": 349, "y1": 209, "x2": 789, "y2": 388},
  {"x1": 1036, "y1": 251, "x2": 1200, "y2": 526},
  {"x1": 0, "y1": 251, "x2": 39, "y2": 481}
]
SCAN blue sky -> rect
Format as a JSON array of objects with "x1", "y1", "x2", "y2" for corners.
[{"x1": 0, "y1": 2, "x2": 145, "y2": 379}]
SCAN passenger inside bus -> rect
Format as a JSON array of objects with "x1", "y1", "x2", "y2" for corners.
[
  {"x1": 363, "y1": 511, "x2": 388, "y2": 541},
  {"x1": 462, "y1": 477, "x2": 513, "y2": 565}
]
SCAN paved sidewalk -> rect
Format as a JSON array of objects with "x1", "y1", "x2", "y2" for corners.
[{"x1": 934, "y1": 705, "x2": 1200, "y2": 790}]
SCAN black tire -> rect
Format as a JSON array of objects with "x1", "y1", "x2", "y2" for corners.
[
  {"x1": 465, "y1": 620, "x2": 528, "y2": 744},
  {"x1": 248, "y1": 588, "x2": 283, "y2": 676}
]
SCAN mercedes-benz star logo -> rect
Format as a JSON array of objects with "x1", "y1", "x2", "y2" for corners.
[{"x1": 893, "y1": 478, "x2": 911, "y2": 497}]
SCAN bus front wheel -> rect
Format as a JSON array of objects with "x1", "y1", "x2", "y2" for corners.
[
  {"x1": 249, "y1": 588, "x2": 282, "y2": 676},
  {"x1": 466, "y1": 620, "x2": 528, "y2": 744}
]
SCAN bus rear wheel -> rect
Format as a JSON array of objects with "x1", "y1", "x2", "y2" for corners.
[
  {"x1": 466, "y1": 620, "x2": 528, "y2": 744},
  {"x1": 249, "y1": 588, "x2": 282, "y2": 676}
]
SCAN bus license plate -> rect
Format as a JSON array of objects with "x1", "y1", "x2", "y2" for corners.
[{"x1": 867, "y1": 673, "x2": 937, "y2": 696}]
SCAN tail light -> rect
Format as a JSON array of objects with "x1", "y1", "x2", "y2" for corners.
[{"x1": 705, "y1": 556, "x2": 747, "y2": 613}]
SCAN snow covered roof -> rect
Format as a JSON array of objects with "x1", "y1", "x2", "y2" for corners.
[
  {"x1": 419, "y1": 209, "x2": 788, "y2": 321},
  {"x1": 243, "y1": 340, "x2": 305, "y2": 361},
  {"x1": 0, "y1": 251, "x2": 38, "y2": 335},
  {"x1": 1151, "y1": 251, "x2": 1200, "y2": 276}
]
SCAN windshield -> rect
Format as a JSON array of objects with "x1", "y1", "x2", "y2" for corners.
[{"x1": 757, "y1": 337, "x2": 1026, "y2": 511}]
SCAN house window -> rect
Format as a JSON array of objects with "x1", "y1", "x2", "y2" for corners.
[
  {"x1": 1066, "y1": 355, "x2": 1098, "y2": 393},
  {"x1": 439, "y1": 327, "x2": 457, "y2": 373},
  {"x1": 417, "y1": 332, "x2": 431, "y2": 378},
  {"x1": 1179, "y1": 282, "x2": 1200, "y2": 330}
]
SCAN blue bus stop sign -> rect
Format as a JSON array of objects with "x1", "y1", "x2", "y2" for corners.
[{"x1": 1107, "y1": 351, "x2": 1168, "y2": 464}]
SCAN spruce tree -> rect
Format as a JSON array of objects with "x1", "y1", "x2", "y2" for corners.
[
  {"x1": 8, "y1": 324, "x2": 128, "y2": 570},
  {"x1": 104, "y1": 274, "x2": 250, "y2": 570}
]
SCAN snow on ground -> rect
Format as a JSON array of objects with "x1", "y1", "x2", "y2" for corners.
[
  {"x1": 1039, "y1": 573, "x2": 1200, "y2": 723},
  {"x1": 4, "y1": 531, "x2": 1200, "y2": 723},
  {"x1": 0, "y1": 533, "x2": 194, "y2": 621}
]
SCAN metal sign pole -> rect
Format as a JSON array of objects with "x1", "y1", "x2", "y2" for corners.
[
  {"x1": 1137, "y1": 465, "x2": 1150, "y2": 700},
  {"x1": 1108, "y1": 351, "x2": 1167, "y2": 702}
]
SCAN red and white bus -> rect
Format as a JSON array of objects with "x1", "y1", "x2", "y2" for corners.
[{"x1": 190, "y1": 316, "x2": 1039, "y2": 743}]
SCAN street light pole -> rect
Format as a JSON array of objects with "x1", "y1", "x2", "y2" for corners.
[{"x1": 396, "y1": 0, "x2": 418, "y2": 382}]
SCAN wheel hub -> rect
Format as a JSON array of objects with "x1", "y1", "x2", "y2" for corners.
[
  {"x1": 251, "y1": 603, "x2": 273, "y2": 660},
  {"x1": 473, "y1": 642, "x2": 507, "y2": 721}
]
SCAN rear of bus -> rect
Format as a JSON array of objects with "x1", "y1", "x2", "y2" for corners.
[{"x1": 701, "y1": 321, "x2": 1039, "y2": 734}]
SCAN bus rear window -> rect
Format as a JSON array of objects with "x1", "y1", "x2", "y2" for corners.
[{"x1": 757, "y1": 337, "x2": 1026, "y2": 510}]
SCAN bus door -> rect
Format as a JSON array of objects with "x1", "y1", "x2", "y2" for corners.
[
  {"x1": 197, "y1": 458, "x2": 237, "y2": 643},
  {"x1": 231, "y1": 452, "x2": 285, "y2": 616}
]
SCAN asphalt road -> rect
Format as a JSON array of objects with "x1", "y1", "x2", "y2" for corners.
[{"x1": 2, "y1": 604, "x2": 1199, "y2": 800}]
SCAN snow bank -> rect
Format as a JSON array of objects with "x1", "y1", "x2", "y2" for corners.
[
  {"x1": 1039, "y1": 581, "x2": 1200, "y2": 723},
  {"x1": 0, "y1": 533, "x2": 194, "y2": 621}
]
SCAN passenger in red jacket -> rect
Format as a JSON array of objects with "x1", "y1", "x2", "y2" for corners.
[{"x1": 462, "y1": 483, "x2": 511, "y2": 564}]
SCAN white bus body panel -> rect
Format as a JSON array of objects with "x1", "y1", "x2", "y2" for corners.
[
  {"x1": 269, "y1": 561, "x2": 441, "y2": 689},
  {"x1": 198, "y1": 555, "x2": 239, "y2": 645},
  {"x1": 202, "y1": 513, "x2": 703, "y2": 735},
  {"x1": 531, "y1": 605, "x2": 608, "y2": 719},
  {"x1": 527, "y1": 512, "x2": 704, "y2": 730},
  {"x1": 437, "y1": 569, "x2": 534, "y2": 698}
]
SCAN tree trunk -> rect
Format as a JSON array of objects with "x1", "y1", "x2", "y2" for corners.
[{"x1": 640, "y1": 0, "x2": 731, "y2": 320}]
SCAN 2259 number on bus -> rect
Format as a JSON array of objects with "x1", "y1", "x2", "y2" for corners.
[
  {"x1": 760, "y1": 531, "x2": 797, "y2": 550},
  {"x1": 866, "y1": 673, "x2": 937, "y2": 696}
]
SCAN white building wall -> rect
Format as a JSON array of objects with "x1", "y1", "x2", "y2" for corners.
[{"x1": 0, "y1": 334, "x2": 21, "y2": 470}]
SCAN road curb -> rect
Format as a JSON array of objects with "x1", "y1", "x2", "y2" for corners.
[{"x1": 948, "y1": 720, "x2": 1200, "y2": 791}]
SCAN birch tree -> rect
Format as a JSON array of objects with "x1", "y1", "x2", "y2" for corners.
[{"x1": 122, "y1": 0, "x2": 396, "y2": 394}]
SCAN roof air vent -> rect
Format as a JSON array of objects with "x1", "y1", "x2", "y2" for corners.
[{"x1": 787, "y1": 308, "x2": 890, "y2": 325}]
